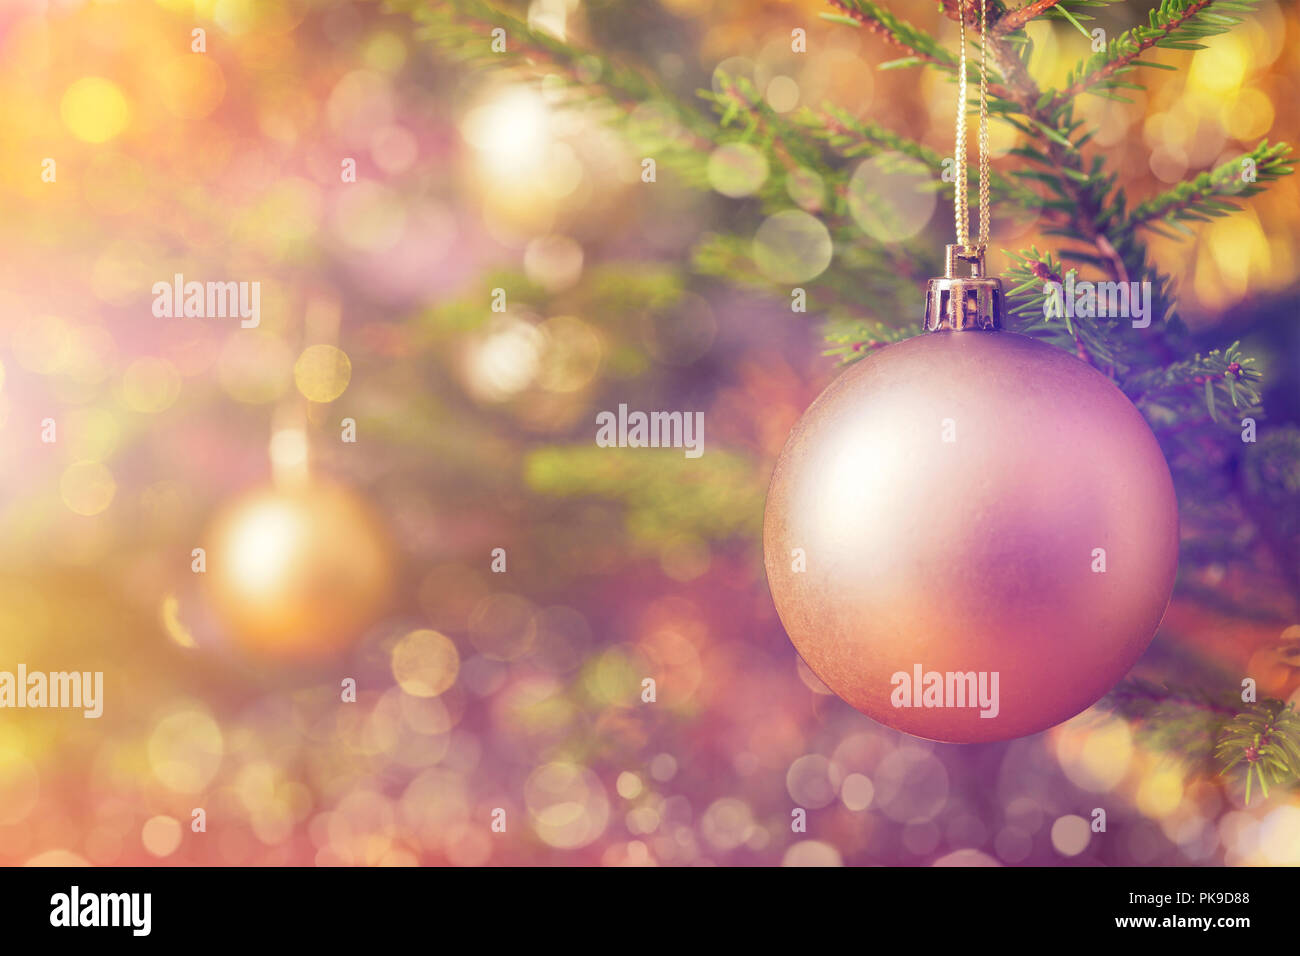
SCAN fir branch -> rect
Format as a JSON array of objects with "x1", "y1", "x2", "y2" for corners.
[
  {"x1": 821, "y1": 0, "x2": 956, "y2": 68},
  {"x1": 1056, "y1": 0, "x2": 1255, "y2": 104},
  {"x1": 1100, "y1": 679, "x2": 1235, "y2": 774},
  {"x1": 1101, "y1": 681, "x2": 1300, "y2": 803},
  {"x1": 823, "y1": 319, "x2": 914, "y2": 365},
  {"x1": 1215, "y1": 700, "x2": 1300, "y2": 804},
  {"x1": 690, "y1": 229, "x2": 921, "y2": 319},
  {"x1": 995, "y1": 1, "x2": 1067, "y2": 33},
  {"x1": 702, "y1": 75, "x2": 930, "y2": 286},
  {"x1": 827, "y1": 0, "x2": 1143, "y2": 295},
  {"x1": 928, "y1": 1, "x2": 1143, "y2": 285},
  {"x1": 824, "y1": 0, "x2": 1028, "y2": 105},
  {"x1": 1125, "y1": 342, "x2": 1262, "y2": 424},
  {"x1": 1001, "y1": 247, "x2": 1120, "y2": 369},
  {"x1": 524, "y1": 445, "x2": 765, "y2": 544},
  {"x1": 798, "y1": 104, "x2": 1045, "y2": 213},
  {"x1": 393, "y1": 0, "x2": 719, "y2": 163},
  {"x1": 707, "y1": 76, "x2": 833, "y2": 186},
  {"x1": 938, "y1": 0, "x2": 1044, "y2": 109},
  {"x1": 1127, "y1": 141, "x2": 1294, "y2": 233},
  {"x1": 990, "y1": 0, "x2": 1133, "y2": 36}
]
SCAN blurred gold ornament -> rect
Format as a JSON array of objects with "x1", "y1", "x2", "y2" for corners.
[{"x1": 204, "y1": 484, "x2": 393, "y2": 659}]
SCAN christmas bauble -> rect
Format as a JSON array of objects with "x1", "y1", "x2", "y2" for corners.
[
  {"x1": 204, "y1": 483, "x2": 394, "y2": 660},
  {"x1": 764, "y1": 330, "x2": 1178, "y2": 743}
]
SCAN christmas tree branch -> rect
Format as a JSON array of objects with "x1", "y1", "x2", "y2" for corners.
[
  {"x1": 1127, "y1": 141, "x2": 1294, "y2": 234},
  {"x1": 1216, "y1": 699, "x2": 1300, "y2": 804},
  {"x1": 1125, "y1": 342, "x2": 1262, "y2": 424},
  {"x1": 1001, "y1": 248, "x2": 1120, "y2": 369},
  {"x1": 703, "y1": 75, "x2": 932, "y2": 287},
  {"x1": 823, "y1": 0, "x2": 1139, "y2": 295},
  {"x1": 823, "y1": 321, "x2": 914, "y2": 364},
  {"x1": 525, "y1": 445, "x2": 765, "y2": 545},
  {"x1": 1101, "y1": 681, "x2": 1300, "y2": 803},
  {"x1": 1056, "y1": 0, "x2": 1252, "y2": 104},
  {"x1": 995, "y1": 1, "x2": 1067, "y2": 33},
  {"x1": 925, "y1": 1, "x2": 1151, "y2": 288},
  {"x1": 939, "y1": 0, "x2": 1045, "y2": 109},
  {"x1": 821, "y1": 0, "x2": 957, "y2": 71},
  {"x1": 414, "y1": 0, "x2": 1294, "y2": 399},
  {"x1": 394, "y1": 0, "x2": 719, "y2": 157},
  {"x1": 799, "y1": 104, "x2": 1045, "y2": 212},
  {"x1": 1001, "y1": 245, "x2": 1263, "y2": 425},
  {"x1": 690, "y1": 230, "x2": 922, "y2": 322}
]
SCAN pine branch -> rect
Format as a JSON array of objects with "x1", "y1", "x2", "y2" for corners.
[
  {"x1": 701, "y1": 75, "x2": 933, "y2": 293},
  {"x1": 823, "y1": 320, "x2": 914, "y2": 365},
  {"x1": 828, "y1": 0, "x2": 1147, "y2": 293},
  {"x1": 418, "y1": 0, "x2": 1291, "y2": 422},
  {"x1": 1127, "y1": 141, "x2": 1294, "y2": 233},
  {"x1": 1101, "y1": 681, "x2": 1300, "y2": 803},
  {"x1": 1100, "y1": 679, "x2": 1235, "y2": 773},
  {"x1": 995, "y1": 1, "x2": 1067, "y2": 33},
  {"x1": 798, "y1": 104, "x2": 1045, "y2": 213},
  {"x1": 999, "y1": 247, "x2": 1267, "y2": 441},
  {"x1": 1126, "y1": 341, "x2": 1262, "y2": 424},
  {"x1": 821, "y1": 0, "x2": 956, "y2": 68},
  {"x1": 1000, "y1": 261, "x2": 1253, "y2": 427},
  {"x1": 393, "y1": 0, "x2": 719, "y2": 174},
  {"x1": 929, "y1": 2, "x2": 1153, "y2": 288},
  {"x1": 824, "y1": 0, "x2": 1030, "y2": 106},
  {"x1": 1001, "y1": 248, "x2": 1120, "y2": 369},
  {"x1": 707, "y1": 78, "x2": 827, "y2": 185},
  {"x1": 525, "y1": 445, "x2": 765, "y2": 545},
  {"x1": 995, "y1": 0, "x2": 1126, "y2": 35},
  {"x1": 1056, "y1": 0, "x2": 1256, "y2": 104},
  {"x1": 1216, "y1": 700, "x2": 1300, "y2": 804},
  {"x1": 939, "y1": 0, "x2": 1044, "y2": 109},
  {"x1": 690, "y1": 230, "x2": 922, "y2": 321}
]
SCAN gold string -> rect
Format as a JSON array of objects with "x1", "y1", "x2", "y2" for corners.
[
  {"x1": 977, "y1": 0, "x2": 989, "y2": 250},
  {"x1": 954, "y1": 3, "x2": 969, "y2": 248},
  {"x1": 954, "y1": 0, "x2": 991, "y2": 250}
]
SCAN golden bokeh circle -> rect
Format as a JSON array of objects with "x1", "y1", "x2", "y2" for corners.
[{"x1": 391, "y1": 629, "x2": 460, "y2": 698}]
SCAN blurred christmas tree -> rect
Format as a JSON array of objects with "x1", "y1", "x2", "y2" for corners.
[{"x1": 403, "y1": 0, "x2": 1300, "y2": 800}]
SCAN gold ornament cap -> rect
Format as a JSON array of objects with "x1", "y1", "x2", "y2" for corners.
[{"x1": 924, "y1": 245, "x2": 1004, "y2": 332}]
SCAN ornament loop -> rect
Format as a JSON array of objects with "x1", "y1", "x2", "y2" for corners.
[{"x1": 924, "y1": 244, "x2": 1004, "y2": 332}]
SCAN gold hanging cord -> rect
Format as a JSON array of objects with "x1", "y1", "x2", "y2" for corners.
[{"x1": 953, "y1": 0, "x2": 990, "y2": 251}]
